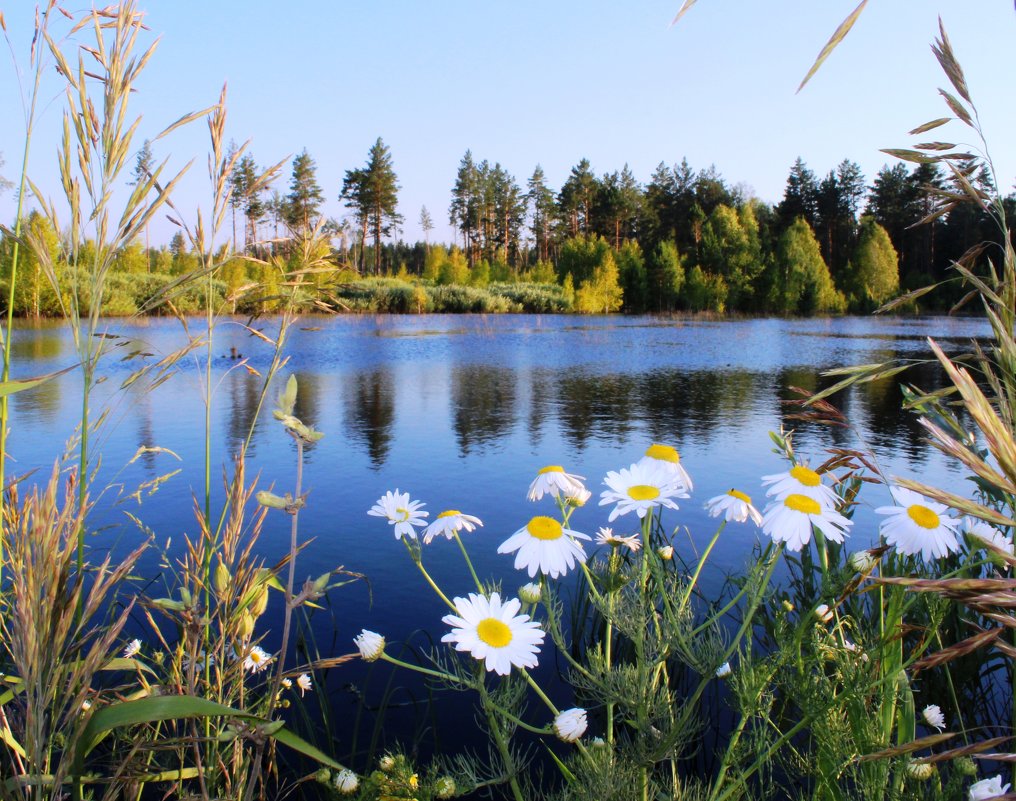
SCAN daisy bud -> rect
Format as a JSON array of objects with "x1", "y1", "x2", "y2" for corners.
[
  {"x1": 313, "y1": 768, "x2": 331, "y2": 785},
  {"x1": 657, "y1": 545, "x2": 674, "y2": 560},
  {"x1": 849, "y1": 550, "x2": 879, "y2": 574},
  {"x1": 815, "y1": 604, "x2": 834, "y2": 624},
  {"x1": 906, "y1": 762, "x2": 934, "y2": 781},
  {"x1": 434, "y1": 776, "x2": 456, "y2": 799},
  {"x1": 518, "y1": 582, "x2": 543, "y2": 604},
  {"x1": 553, "y1": 708, "x2": 588, "y2": 742},
  {"x1": 378, "y1": 755, "x2": 396, "y2": 771},
  {"x1": 955, "y1": 757, "x2": 977, "y2": 777},
  {"x1": 782, "y1": 600, "x2": 795, "y2": 612},
  {"x1": 333, "y1": 769, "x2": 358, "y2": 794},
  {"x1": 354, "y1": 629, "x2": 385, "y2": 661},
  {"x1": 715, "y1": 662, "x2": 732, "y2": 679}
]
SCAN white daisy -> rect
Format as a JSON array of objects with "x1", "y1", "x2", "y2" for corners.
[
  {"x1": 922, "y1": 704, "x2": 945, "y2": 731},
  {"x1": 498, "y1": 516, "x2": 591, "y2": 579},
  {"x1": 657, "y1": 545, "x2": 674, "y2": 560},
  {"x1": 815, "y1": 604, "x2": 834, "y2": 623},
  {"x1": 705, "y1": 489, "x2": 763, "y2": 526},
  {"x1": 962, "y1": 516, "x2": 1014, "y2": 557},
  {"x1": 715, "y1": 662, "x2": 732, "y2": 678},
  {"x1": 123, "y1": 638, "x2": 142, "y2": 659},
  {"x1": 181, "y1": 650, "x2": 214, "y2": 672},
  {"x1": 639, "y1": 443, "x2": 693, "y2": 492},
  {"x1": 333, "y1": 769, "x2": 359, "y2": 794},
  {"x1": 296, "y1": 673, "x2": 312, "y2": 696},
  {"x1": 848, "y1": 549, "x2": 880, "y2": 574},
  {"x1": 761, "y1": 493, "x2": 852, "y2": 552},
  {"x1": 552, "y1": 708, "x2": 588, "y2": 742},
  {"x1": 599, "y1": 462, "x2": 687, "y2": 522},
  {"x1": 527, "y1": 465, "x2": 586, "y2": 501},
  {"x1": 562, "y1": 485, "x2": 592, "y2": 507},
  {"x1": 876, "y1": 486, "x2": 960, "y2": 560},
  {"x1": 970, "y1": 776, "x2": 1010, "y2": 800},
  {"x1": 441, "y1": 592, "x2": 545, "y2": 675},
  {"x1": 594, "y1": 527, "x2": 642, "y2": 552},
  {"x1": 368, "y1": 489, "x2": 429, "y2": 540},
  {"x1": 354, "y1": 629, "x2": 385, "y2": 661},
  {"x1": 761, "y1": 464, "x2": 840, "y2": 509},
  {"x1": 242, "y1": 645, "x2": 273, "y2": 673},
  {"x1": 282, "y1": 677, "x2": 293, "y2": 689},
  {"x1": 423, "y1": 509, "x2": 483, "y2": 544}
]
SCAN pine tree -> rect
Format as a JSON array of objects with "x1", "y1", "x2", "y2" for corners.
[
  {"x1": 130, "y1": 140, "x2": 155, "y2": 272},
  {"x1": 283, "y1": 149, "x2": 324, "y2": 234},
  {"x1": 342, "y1": 138, "x2": 401, "y2": 275},
  {"x1": 449, "y1": 150, "x2": 481, "y2": 263},
  {"x1": 778, "y1": 157, "x2": 819, "y2": 229},
  {"x1": 527, "y1": 165, "x2": 555, "y2": 263},
  {"x1": 419, "y1": 205, "x2": 434, "y2": 247},
  {"x1": 558, "y1": 159, "x2": 598, "y2": 236}
]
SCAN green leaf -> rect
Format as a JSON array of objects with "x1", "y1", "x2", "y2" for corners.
[
  {"x1": 0, "y1": 365, "x2": 74, "y2": 398},
  {"x1": 273, "y1": 727, "x2": 345, "y2": 771},
  {"x1": 275, "y1": 374, "x2": 298, "y2": 417}
]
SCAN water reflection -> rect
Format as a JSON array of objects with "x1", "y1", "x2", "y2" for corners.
[
  {"x1": 451, "y1": 365, "x2": 517, "y2": 455},
  {"x1": 344, "y1": 368, "x2": 395, "y2": 467}
]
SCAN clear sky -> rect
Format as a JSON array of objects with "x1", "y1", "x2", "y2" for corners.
[{"x1": 1, "y1": 1, "x2": 1014, "y2": 247}]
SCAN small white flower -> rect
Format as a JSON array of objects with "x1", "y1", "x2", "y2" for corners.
[
  {"x1": 563, "y1": 485, "x2": 592, "y2": 507},
  {"x1": 378, "y1": 755, "x2": 396, "y2": 771},
  {"x1": 296, "y1": 673, "x2": 312, "y2": 696},
  {"x1": 848, "y1": 549, "x2": 880, "y2": 574},
  {"x1": 969, "y1": 775, "x2": 1011, "y2": 800},
  {"x1": 518, "y1": 582, "x2": 543, "y2": 604},
  {"x1": 761, "y1": 493, "x2": 852, "y2": 552},
  {"x1": 528, "y1": 465, "x2": 586, "y2": 501},
  {"x1": 181, "y1": 650, "x2": 214, "y2": 672},
  {"x1": 423, "y1": 509, "x2": 483, "y2": 544},
  {"x1": 242, "y1": 646, "x2": 273, "y2": 673},
  {"x1": 282, "y1": 677, "x2": 293, "y2": 689},
  {"x1": 600, "y1": 462, "x2": 688, "y2": 522},
  {"x1": 715, "y1": 662, "x2": 732, "y2": 678},
  {"x1": 639, "y1": 443, "x2": 693, "y2": 492},
  {"x1": 441, "y1": 592, "x2": 545, "y2": 676},
  {"x1": 705, "y1": 489, "x2": 763, "y2": 526},
  {"x1": 553, "y1": 707, "x2": 588, "y2": 742},
  {"x1": 922, "y1": 704, "x2": 945, "y2": 731},
  {"x1": 368, "y1": 489, "x2": 428, "y2": 540},
  {"x1": 333, "y1": 768, "x2": 359, "y2": 794},
  {"x1": 81, "y1": 699, "x2": 93, "y2": 711},
  {"x1": 962, "y1": 516, "x2": 1015, "y2": 558},
  {"x1": 497, "y1": 516, "x2": 591, "y2": 579},
  {"x1": 762, "y1": 464, "x2": 840, "y2": 509},
  {"x1": 842, "y1": 638, "x2": 868, "y2": 661},
  {"x1": 354, "y1": 629, "x2": 385, "y2": 661},
  {"x1": 876, "y1": 486, "x2": 960, "y2": 560},
  {"x1": 434, "y1": 776, "x2": 457, "y2": 799},
  {"x1": 594, "y1": 527, "x2": 642, "y2": 552},
  {"x1": 657, "y1": 545, "x2": 674, "y2": 560},
  {"x1": 815, "y1": 604, "x2": 834, "y2": 624},
  {"x1": 123, "y1": 639, "x2": 142, "y2": 659}
]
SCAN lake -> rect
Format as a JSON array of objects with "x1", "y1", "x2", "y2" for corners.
[{"x1": 4, "y1": 312, "x2": 988, "y2": 761}]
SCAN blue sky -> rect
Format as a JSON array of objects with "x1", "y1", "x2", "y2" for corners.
[{"x1": 1, "y1": 1, "x2": 1014, "y2": 246}]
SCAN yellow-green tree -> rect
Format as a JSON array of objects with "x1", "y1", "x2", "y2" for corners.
[
  {"x1": 574, "y1": 249, "x2": 623, "y2": 313},
  {"x1": 771, "y1": 217, "x2": 846, "y2": 315},
  {"x1": 846, "y1": 216, "x2": 899, "y2": 311}
]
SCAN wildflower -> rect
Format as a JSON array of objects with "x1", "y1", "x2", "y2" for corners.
[
  {"x1": 907, "y1": 762, "x2": 934, "y2": 781},
  {"x1": 441, "y1": 592, "x2": 545, "y2": 676},
  {"x1": 922, "y1": 704, "x2": 945, "y2": 731},
  {"x1": 876, "y1": 486, "x2": 960, "y2": 560},
  {"x1": 639, "y1": 443, "x2": 693, "y2": 492},
  {"x1": 761, "y1": 493, "x2": 852, "y2": 552},
  {"x1": 518, "y1": 582, "x2": 543, "y2": 604},
  {"x1": 497, "y1": 516, "x2": 591, "y2": 579},
  {"x1": 842, "y1": 639, "x2": 868, "y2": 661},
  {"x1": 553, "y1": 707, "x2": 588, "y2": 742},
  {"x1": 595, "y1": 527, "x2": 642, "y2": 552},
  {"x1": 81, "y1": 699, "x2": 93, "y2": 711},
  {"x1": 716, "y1": 662, "x2": 732, "y2": 678},
  {"x1": 815, "y1": 604, "x2": 834, "y2": 623},
  {"x1": 368, "y1": 490, "x2": 428, "y2": 540},
  {"x1": 423, "y1": 509, "x2": 483, "y2": 544},
  {"x1": 962, "y1": 516, "x2": 1015, "y2": 557},
  {"x1": 434, "y1": 776, "x2": 457, "y2": 799},
  {"x1": 969, "y1": 776, "x2": 1011, "y2": 800},
  {"x1": 600, "y1": 462, "x2": 687, "y2": 522},
  {"x1": 563, "y1": 485, "x2": 592, "y2": 507},
  {"x1": 705, "y1": 489, "x2": 763, "y2": 526},
  {"x1": 181, "y1": 650, "x2": 214, "y2": 672},
  {"x1": 282, "y1": 677, "x2": 293, "y2": 689},
  {"x1": 242, "y1": 646, "x2": 273, "y2": 673},
  {"x1": 657, "y1": 545, "x2": 674, "y2": 560},
  {"x1": 354, "y1": 629, "x2": 385, "y2": 661},
  {"x1": 528, "y1": 465, "x2": 586, "y2": 501},
  {"x1": 297, "y1": 673, "x2": 312, "y2": 696},
  {"x1": 762, "y1": 464, "x2": 839, "y2": 509},
  {"x1": 123, "y1": 638, "x2": 142, "y2": 659},
  {"x1": 849, "y1": 549, "x2": 880, "y2": 574},
  {"x1": 333, "y1": 769, "x2": 359, "y2": 794},
  {"x1": 379, "y1": 754, "x2": 396, "y2": 771}
]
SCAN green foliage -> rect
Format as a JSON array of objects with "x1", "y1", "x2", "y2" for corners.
[
  {"x1": 700, "y1": 202, "x2": 764, "y2": 310},
  {"x1": 616, "y1": 239, "x2": 648, "y2": 313},
  {"x1": 684, "y1": 264, "x2": 727, "y2": 312},
  {"x1": 848, "y1": 216, "x2": 900, "y2": 310},
  {"x1": 771, "y1": 217, "x2": 847, "y2": 315},
  {"x1": 556, "y1": 234, "x2": 612, "y2": 287},
  {"x1": 574, "y1": 248, "x2": 623, "y2": 313},
  {"x1": 646, "y1": 240, "x2": 685, "y2": 311},
  {"x1": 437, "y1": 247, "x2": 469, "y2": 286}
]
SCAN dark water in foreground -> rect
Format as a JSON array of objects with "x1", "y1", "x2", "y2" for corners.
[{"x1": 6, "y1": 313, "x2": 988, "y2": 765}]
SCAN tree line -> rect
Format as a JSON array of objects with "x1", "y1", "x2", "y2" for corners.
[{"x1": 2, "y1": 137, "x2": 1011, "y2": 316}]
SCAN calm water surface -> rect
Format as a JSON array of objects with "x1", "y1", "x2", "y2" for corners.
[{"x1": 6, "y1": 313, "x2": 988, "y2": 757}]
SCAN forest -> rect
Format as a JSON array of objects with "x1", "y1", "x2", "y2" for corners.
[{"x1": 1, "y1": 135, "x2": 1010, "y2": 317}]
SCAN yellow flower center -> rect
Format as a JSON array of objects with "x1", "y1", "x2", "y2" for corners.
[
  {"x1": 528, "y1": 516, "x2": 563, "y2": 540},
  {"x1": 907, "y1": 504, "x2": 940, "y2": 530},
  {"x1": 250, "y1": 651, "x2": 264, "y2": 664},
  {"x1": 789, "y1": 465, "x2": 821, "y2": 487},
  {"x1": 538, "y1": 465, "x2": 564, "y2": 474},
  {"x1": 476, "y1": 618, "x2": 513, "y2": 648},
  {"x1": 728, "y1": 489, "x2": 752, "y2": 503},
  {"x1": 784, "y1": 494, "x2": 821, "y2": 515},
  {"x1": 396, "y1": 507, "x2": 410, "y2": 522},
  {"x1": 628, "y1": 484, "x2": 660, "y2": 501},
  {"x1": 438, "y1": 510, "x2": 461, "y2": 519},
  {"x1": 645, "y1": 444, "x2": 680, "y2": 463}
]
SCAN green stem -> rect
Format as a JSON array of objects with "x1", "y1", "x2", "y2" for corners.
[
  {"x1": 453, "y1": 530, "x2": 483, "y2": 592},
  {"x1": 379, "y1": 653, "x2": 464, "y2": 685},
  {"x1": 477, "y1": 678, "x2": 525, "y2": 801},
  {"x1": 679, "y1": 520, "x2": 726, "y2": 611},
  {"x1": 404, "y1": 540, "x2": 456, "y2": 611},
  {"x1": 605, "y1": 549, "x2": 616, "y2": 746},
  {"x1": 269, "y1": 438, "x2": 303, "y2": 704}
]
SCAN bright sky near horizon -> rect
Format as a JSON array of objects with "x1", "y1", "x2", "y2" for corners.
[{"x1": 1, "y1": 1, "x2": 1014, "y2": 247}]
